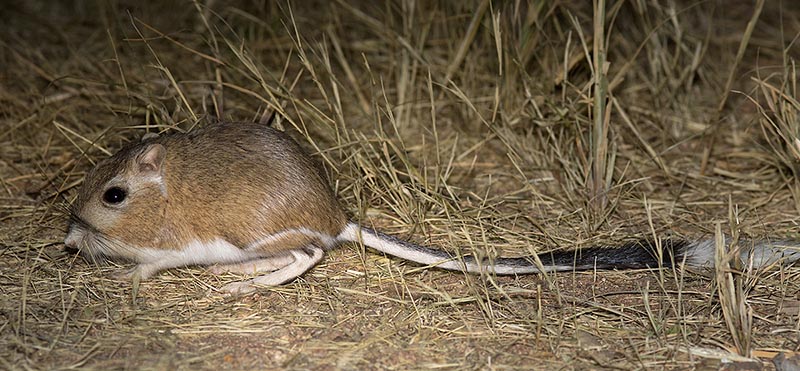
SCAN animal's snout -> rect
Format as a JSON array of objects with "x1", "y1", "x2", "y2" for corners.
[{"x1": 64, "y1": 224, "x2": 83, "y2": 249}]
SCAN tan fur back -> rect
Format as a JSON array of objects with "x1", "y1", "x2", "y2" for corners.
[{"x1": 69, "y1": 122, "x2": 348, "y2": 255}]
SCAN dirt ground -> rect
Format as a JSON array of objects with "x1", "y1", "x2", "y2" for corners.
[{"x1": 3, "y1": 1, "x2": 800, "y2": 370}]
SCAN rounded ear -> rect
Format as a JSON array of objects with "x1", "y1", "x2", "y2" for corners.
[{"x1": 137, "y1": 144, "x2": 166, "y2": 174}]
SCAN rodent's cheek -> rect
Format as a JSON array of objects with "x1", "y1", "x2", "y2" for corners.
[
  {"x1": 79, "y1": 199, "x2": 122, "y2": 233},
  {"x1": 105, "y1": 189, "x2": 168, "y2": 249}
]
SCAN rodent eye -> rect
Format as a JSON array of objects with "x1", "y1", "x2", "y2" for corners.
[{"x1": 103, "y1": 187, "x2": 127, "y2": 204}]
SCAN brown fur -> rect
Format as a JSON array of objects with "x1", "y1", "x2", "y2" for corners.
[{"x1": 67, "y1": 122, "x2": 348, "y2": 260}]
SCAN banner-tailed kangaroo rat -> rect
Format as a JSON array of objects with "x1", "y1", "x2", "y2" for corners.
[{"x1": 64, "y1": 122, "x2": 800, "y2": 294}]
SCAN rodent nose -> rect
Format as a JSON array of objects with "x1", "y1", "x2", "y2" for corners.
[
  {"x1": 64, "y1": 226, "x2": 82, "y2": 248},
  {"x1": 64, "y1": 234, "x2": 78, "y2": 248}
]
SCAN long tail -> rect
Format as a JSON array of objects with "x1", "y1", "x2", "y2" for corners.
[{"x1": 336, "y1": 222, "x2": 800, "y2": 274}]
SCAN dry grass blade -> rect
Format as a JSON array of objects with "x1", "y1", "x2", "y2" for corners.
[
  {"x1": 129, "y1": 18, "x2": 199, "y2": 123},
  {"x1": 713, "y1": 218, "x2": 753, "y2": 358},
  {"x1": 590, "y1": 0, "x2": 611, "y2": 213},
  {"x1": 442, "y1": 0, "x2": 491, "y2": 85},
  {"x1": 699, "y1": 0, "x2": 765, "y2": 174}
]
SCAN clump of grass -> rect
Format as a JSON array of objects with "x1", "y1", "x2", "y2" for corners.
[
  {"x1": 714, "y1": 209, "x2": 751, "y2": 357},
  {"x1": 752, "y1": 57, "x2": 800, "y2": 213}
]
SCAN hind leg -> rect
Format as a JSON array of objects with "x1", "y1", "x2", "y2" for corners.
[
  {"x1": 208, "y1": 254, "x2": 295, "y2": 275},
  {"x1": 221, "y1": 246, "x2": 324, "y2": 295}
]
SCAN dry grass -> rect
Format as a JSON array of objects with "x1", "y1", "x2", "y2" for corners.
[{"x1": 3, "y1": 0, "x2": 800, "y2": 369}]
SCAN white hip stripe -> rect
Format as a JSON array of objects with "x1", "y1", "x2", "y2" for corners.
[{"x1": 246, "y1": 227, "x2": 338, "y2": 251}]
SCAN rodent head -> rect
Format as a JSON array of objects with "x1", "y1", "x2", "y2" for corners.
[{"x1": 65, "y1": 142, "x2": 169, "y2": 262}]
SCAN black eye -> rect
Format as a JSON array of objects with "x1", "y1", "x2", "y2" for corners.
[{"x1": 103, "y1": 187, "x2": 127, "y2": 204}]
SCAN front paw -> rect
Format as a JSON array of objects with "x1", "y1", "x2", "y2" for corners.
[
  {"x1": 111, "y1": 266, "x2": 139, "y2": 281},
  {"x1": 111, "y1": 264, "x2": 159, "y2": 281}
]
